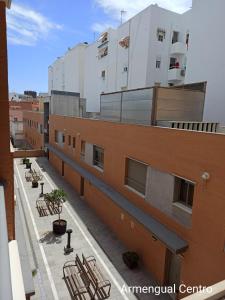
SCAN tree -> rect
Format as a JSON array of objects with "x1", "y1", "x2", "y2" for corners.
[{"x1": 45, "y1": 188, "x2": 67, "y2": 222}]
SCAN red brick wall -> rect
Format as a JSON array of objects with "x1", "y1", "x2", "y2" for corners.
[
  {"x1": 0, "y1": 2, "x2": 14, "y2": 240},
  {"x1": 23, "y1": 110, "x2": 44, "y2": 149}
]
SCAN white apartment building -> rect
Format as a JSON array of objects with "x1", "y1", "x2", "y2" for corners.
[
  {"x1": 185, "y1": 0, "x2": 225, "y2": 124},
  {"x1": 48, "y1": 43, "x2": 88, "y2": 97},
  {"x1": 49, "y1": 4, "x2": 190, "y2": 112}
]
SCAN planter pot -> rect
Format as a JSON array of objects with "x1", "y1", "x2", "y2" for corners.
[
  {"x1": 23, "y1": 158, "x2": 29, "y2": 164},
  {"x1": 32, "y1": 181, "x2": 39, "y2": 188},
  {"x1": 26, "y1": 162, "x2": 31, "y2": 169},
  {"x1": 122, "y1": 252, "x2": 139, "y2": 269},
  {"x1": 53, "y1": 219, "x2": 67, "y2": 235}
]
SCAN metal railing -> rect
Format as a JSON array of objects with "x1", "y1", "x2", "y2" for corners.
[{"x1": 0, "y1": 184, "x2": 13, "y2": 300}]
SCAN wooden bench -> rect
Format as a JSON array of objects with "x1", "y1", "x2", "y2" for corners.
[
  {"x1": 63, "y1": 256, "x2": 90, "y2": 299},
  {"x1": 31, "y1": 169, "x2": 43, "y2": 181},
  {"x1": 36, "y1": 199, "x2": 49, "y2": 217},
  {"x1": 82, "y1": 254, "x2": 111, "y2": 299},
  {"x1": 25, "y1": 171, "x2": 32, "y2": 182}
]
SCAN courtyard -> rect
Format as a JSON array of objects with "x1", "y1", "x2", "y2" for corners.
[{"x1": 14, "y1": 157, "x2": 170, "y2": 300}]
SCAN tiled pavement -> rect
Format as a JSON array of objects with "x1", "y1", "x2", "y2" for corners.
[{"x1": 14, "y1": 157, "x2": 171, "y2": 300}]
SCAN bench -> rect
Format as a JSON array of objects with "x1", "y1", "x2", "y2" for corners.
[
  {"x1": 36, "y1": 199, "x2": 49, "y2": 217},
  {"x1": 25, "y1": 171, "x2": 32, "y2": 182},
  {"x1": 63, "y1": 256, "x2": 90, "y2": 299},
  {"x1": 82, "y1": 254, "x2": 111, "y2": 299},
  {"x1": 31, "y1": 169, "x2": 43, "y2": 181}
]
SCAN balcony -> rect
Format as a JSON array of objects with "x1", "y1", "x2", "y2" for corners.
[
  {"x1": 168, "y1": 68, "x2": 185, "y2": 82},
  {"x1": 170, "y1": 42, "x2": 187, "y2": 55}
]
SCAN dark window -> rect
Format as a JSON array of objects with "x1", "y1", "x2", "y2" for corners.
[
  {"x1": 156, "y1": 59, "x2": 161, "y2": 69},
  {"x1": 125, "y1": 158, "x2": 147, "y2": 195},
  {"x1": 172, "y1": 31, "x2": 179, "y2": 44},
  {"x1": 68, "y1": 135, "x2": 71, "y2": 146},
  {"x1": 93, "y1": 145, "x2": 104, "y2": 170},
  {"x1": 174, "y1": 177, "x2": 194, "y2": 208},
  {"x1": 54, "y1": 130, "x2": 58, "y2": 143},
  {"x1": 72, "y1": 137, "x2": 76, "y2": 148},
  {"x1": 101, "y1": 70, "x2": 106, "y2": 79},
  {"x1": 62, "y1": 134, "x2": 65, "y2": 143},
  {"x1": 80, "y1": 141, "x2": 85, "y2": 160}
]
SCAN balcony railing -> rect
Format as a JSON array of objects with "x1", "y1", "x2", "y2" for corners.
[
  {"x1": 170, "y1": 42, "x2": 187, "y2": 55},
  {"x1": 168, "y1": 68, "x2": 185, "y2": 82}
]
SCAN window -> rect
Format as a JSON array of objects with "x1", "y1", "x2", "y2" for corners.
[
  {"x1": 40, "y1": 124, "x2": 43, "y2": 134},
  {"x1": 174, "y1": 177, "x2": 195, "y2": 208},
  {"x1": 101, "y1": 70, "x2": 106, "y2": 80},
  {"x1": 172, "y1": 31, "x2": 179, "y2": 44},
  {"x1": 62, "y1": 134, "x2": 65, "y2": 143},
  {"x1": 157, "y1": 28, "x2": 166, "y2": 42},
  {"x1": 98, "y1": 46, "x2": 108, "y2": 59},
  {"x1": 93, "y1": 145, "x2": 104, "y2": 170},
  {"x1": 123, "y1": 66, "x2": 128, "y2": 72},
  {"x1": 125, "y1": 158, "x2": 147, "y2": 195},
  {"x1": 169, "y1": 57, "x2": 177, "y2": 69},
  {"x1": 54, "y1": 130, "x2": 59, "y2": 143},
  {"x1": 156, "y1": 58, "x2": 161, "y2": 69},
  {"x1": 68, "y1": 135, "x2": 71, "y2": 146},
  {"x1": 186, "y1": 32, "x2": 189, "y2": 49},
  {"x1": 80, "y1": 140, "x2": 85, "y2": 160},
  {"x1": 72, "y1": 137, "x2": 76, "y2": 148},
  {"x1": 14, "y1": 117, "x2": 18, "y2": 122}
]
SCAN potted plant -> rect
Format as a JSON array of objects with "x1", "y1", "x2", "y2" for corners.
[
  {"x1": 32, "y1": 179, "x2": 39, "y2": 188},
  {"x1": 45, "y1": 189, "x2": 67, "y2": 235},
  {"x1": 122, "y1": 251, "x2": 139, "y2": 269},
  {"x1": 23, "y1": 157, "x2": 29, "y2": 164},
  {"x1": 26, "y1": 161, "x2": 32, "y2": 169}
]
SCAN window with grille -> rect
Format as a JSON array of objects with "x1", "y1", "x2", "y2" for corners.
[
  {"x1": 125, "y1": 158, "x2": 147, "y2": 195},
  {"x1": 157, "y1": 28, "x2": 166, "y2": 42}
]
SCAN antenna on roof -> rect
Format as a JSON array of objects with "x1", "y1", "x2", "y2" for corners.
[{"x1": 120, "y1": 10, "x2": 127, "y2": 25}]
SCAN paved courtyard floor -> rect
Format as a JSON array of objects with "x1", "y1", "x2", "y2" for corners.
[{"x1": 14, "y1": 157, "x2": 171, "y2": 300}]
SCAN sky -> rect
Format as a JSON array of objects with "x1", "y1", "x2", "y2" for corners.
[{"x1": 7, "y1": 0, "x2": 192, "y2": 94}]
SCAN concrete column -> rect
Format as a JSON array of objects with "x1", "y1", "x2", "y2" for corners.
[{"x1": 0, "y1": 1, "x2": 15, "y2": 240}]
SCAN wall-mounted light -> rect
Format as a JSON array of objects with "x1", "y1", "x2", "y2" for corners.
[{"x1": 201, "y1": 172, "x2": 210, "y2": 181}]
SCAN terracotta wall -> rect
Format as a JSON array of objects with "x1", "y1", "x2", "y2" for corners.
[
  {"x1": 0, "y1": 2, "x2": 14, "y2": 240},
  {"x1": 23, "y1": 110, "x2": 44, "y2": 149},
  {"x1": 13, "y1": 149, "x2": 45, "y2": 158},
  {"x1": 48, "y1": 115, "x2": 225, "y2": 289}
]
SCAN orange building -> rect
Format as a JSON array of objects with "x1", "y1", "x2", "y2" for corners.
[
  {"x1": 48, "y1": 114, "x2": 225, "y2": 297},
  {"x1": 23, "y1": 110, "x2": 44, "y2": 149}
]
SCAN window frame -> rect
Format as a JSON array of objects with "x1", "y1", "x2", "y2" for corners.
[
  {"x1": 124, "y1": 157, "x2": 147, "y2": 196},
  {"x1": 93, "y1": 145, "x2": 104, "y2": 170},
  {"x1": 173, "y1": 176, "x2": 195, "y2": 209}
]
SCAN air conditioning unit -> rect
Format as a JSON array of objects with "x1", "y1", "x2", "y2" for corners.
[{"x1": 180, "y1": 69, "x2": 186, "y2": 76}]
